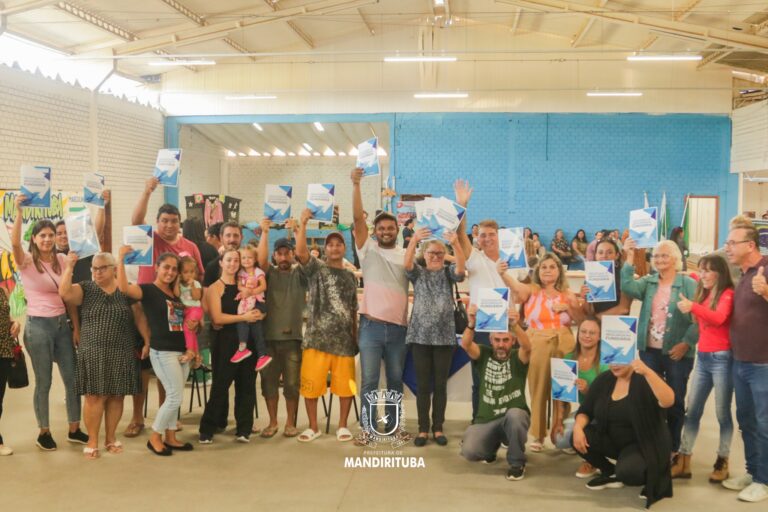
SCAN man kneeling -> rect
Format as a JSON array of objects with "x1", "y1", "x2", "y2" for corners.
[{"x1": 460, "y1": 306, "x2": 532, "y2": 480}]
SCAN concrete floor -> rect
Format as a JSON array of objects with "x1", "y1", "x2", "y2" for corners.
[{"x1": 1, "y1": 373, "x2": 749, "y2": 512}]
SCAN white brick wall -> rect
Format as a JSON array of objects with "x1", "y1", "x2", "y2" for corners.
[
  {"x1": 178, "y1": 125, "x2": 224, "y2": 202},
  {"x1": 0, "y1": 64, "x2": 165, "y2": 251},
  {"x1": 227, "y1": 156, "x2": 387, "y2": 224}
]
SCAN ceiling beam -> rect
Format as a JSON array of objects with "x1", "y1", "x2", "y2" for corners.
[
  {"x1": 111, "y1": 0, "x2": 374, "y2": 56},
  {"x1": 496, "y1": 0, "x2": 768, "y2": 53},
  {"x1": 357, "y1": 7, "x2": 374, "y2": 36},
  {"x1": 570, "y1": 0, "x2": 608, "y2": 48},
  {"x1": 637, "y1": 0, "x2": 703, "y2": 51},
  {"x1": 697, "y1": 13, "x2": 768, "y2": 70},
  {"x1": 0, "y1": 0, "x2": 57, "y2": 16},
  {"x1": 510, "y1": 7, "x2": 522, "y2": 36},
  {"x1": 264, "y1": 0, "x2": 315, "y2": 49}
]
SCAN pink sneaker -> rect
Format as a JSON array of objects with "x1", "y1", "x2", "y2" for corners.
[
  {"x1": 230, "y1": 349, "x2": 252, "y2": 363},
  {"x1": 255, "y1": 355, "x2": 273, "y2": 372}
]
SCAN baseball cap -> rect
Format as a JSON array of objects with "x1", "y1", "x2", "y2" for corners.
[
  {"x1": 273, "y1": 238, "x2": 294, "y2": 251},
  {"x1": 325, "y1": 231, "x2": 346, "y2": 245},
  {"x1": 373, "y1": 211, "x2": 397, "y2": 226}
]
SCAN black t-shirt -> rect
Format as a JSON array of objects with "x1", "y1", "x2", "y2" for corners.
[
  {"x1": 607, "y1": 395, "x2": 635, "y2": 449},
  {"x1": 139, "y1": 284, "x2": 186, "y2": 352},
  {"x1": 203, "y1": 258, "x2": 221, "y2": 288},
  {"x1": 197, "y1": 242, "x2": 219, "y2": 270}
]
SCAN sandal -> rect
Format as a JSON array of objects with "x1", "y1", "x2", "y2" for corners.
[
  {"x1": 251, "y1": 426, "x2": 261, "y2": 434},
  {"x1": 530, "y1": 440, "x2": 544, "y2": 452},
  {"x1": 123, "y1": 423, "x2": 144, "y2": 438},
  {"x1": 83, "y1": 447, "x2": 100, "y2": 459},
  {"x1": 105, "y1": 441, "x2": 123, "y2": 454},
  {"x1": 283, "y1": 426, "x2": 299, "y2": 438},
  {"x1": 260, "y1": 425, "x2": 278, "y2": 439},
  {"x1": 336, "y1": 427, "x2": 353, "y2": 442},
  {"x1": 297, "y1": 429, "x2": 321, "y2": 443}
]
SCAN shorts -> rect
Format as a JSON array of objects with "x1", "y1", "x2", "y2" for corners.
[{"x1": 300, "y1": 348, "x2": 355, "y2": 399}]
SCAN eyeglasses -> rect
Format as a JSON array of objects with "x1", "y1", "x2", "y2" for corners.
[
  {"x1": 425, "y1": 251, "x2": 445, "y2": 258},
  {"x1": 652, "y1": 253, "x2": 671, "y2": 260},
  {"x1": 91, "y1": 265, "x2": 114, "y2": 273},
  {"x1": 725, "y1": 240, "x2": 751, "y2": 247}
]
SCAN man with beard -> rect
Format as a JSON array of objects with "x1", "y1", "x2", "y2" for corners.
[
  {"x1": 351, "y1": 168, "x2": 409, "y2": 442},
  {"x1": 203, "y1": 221, "x2": 243, "y2": 288},
  {"x1": 460, "y1": 306, "x2": 532, "y2": 481},
  {"x1": 255, "y1": 218, "x2": 308, "y2": 439}
]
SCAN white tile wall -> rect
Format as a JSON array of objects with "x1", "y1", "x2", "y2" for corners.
[{"x1": 178, "y1": 125, "x2": 224, "y2": 204}]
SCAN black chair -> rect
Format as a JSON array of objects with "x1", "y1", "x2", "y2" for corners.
[
  {"x1": 323, "y1": 373, "x2": 359, "y2": 434},
  {"x1": 189, "y1": 365, "x2": 213, "y2": 413}
]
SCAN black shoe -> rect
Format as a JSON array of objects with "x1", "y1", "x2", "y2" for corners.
[
  {"x1": 215, "y1": 426, "x2": 227, "y2": 434},
  {"x1": 480, "y1": 456, "x2": 497, "y2": 464},
  {"x1": 414, "y1": 436, "x2": 427, "y2": 447},
  {"x1": 36, "y1": 432, "x2": 57, "y2": 451},
  {"x1": 198, "y1": 434, "x2": 213, "y2": 444},
  {"x1": 586, "y1": 475, "x2": 624, "y2": 490},
  {"x1": 639, "y1": 487, "x2": 647, "y2": 500},
  {"x1": 434, "y1": 434, "x2": 448, "y2": 446},
  {"x1": 163, "y1": 442, "x2": 194, "y2": 451},
  {"x1": 67, "y1": 429, "x2": 89, "y2": 445},
  {"x1": 147, "y1": 440, "x2": 172, "y2": 456},
  {"x1": 506, "y1": 465, "x2": 526, "y2": 481}
]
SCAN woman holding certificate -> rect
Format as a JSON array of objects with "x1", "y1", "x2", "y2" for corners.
[
  {"x1": 497, "y1": 253, "x2": 583, "y2": 452},
  {"x1": 580, "y1": 238, "x2": 631, "y2": 319},
  {"x1": 621, "y1": 239, "x2": 698, "y2": 468},
  {"x1": 11, "y1": 194, "x2": 88, "y2": 451}
]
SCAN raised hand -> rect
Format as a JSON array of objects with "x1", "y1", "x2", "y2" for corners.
[
  {"x1": 453, "y1": 179, "x2": 473, "y2": 207},
  {"x1": 496, "y1": 260, "x2": 509, "y2": 275},
  {"x1": 676, "y1": 293, "x2": 693, "y2": 314},
  {"x1": 752, "y1": 266, "x2": 767, "y2": 297},
  {"x1": 412, "y1": 227, "x2": 431, "y2": 243},
  {"x1": 260, "y1": 217, "x2": 272, "y2": 233},
  {"x1": 443, "y1": 231, "x2": 458, "y2": 245},
  {"x1": 65, "y1": 252, "x2": 78, "y2": 268},
  {"x1": 300, "y1": 208, "x2": 313, "y2": 226},
  {"x1": 118, "y1": 245, "x2": 133, "y2": 259},
  {"x1": 350, "y1": 167, "x2": 363, "y2": 185},
  {"x1": 14, "y1": 194, "x2": 27, "y2": 209},
  {"x1": 102, "y1": 189, "x2": 111, "y2": 204}
]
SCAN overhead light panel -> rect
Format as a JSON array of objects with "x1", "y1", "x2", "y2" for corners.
[
  {"x1": 313, "y1": 122, "x2": 325, "y2": 131},
  {"x1": 288, "y1": 152, "x2": 296, "y2": 156},
  {"x1": 224, "y1": 95, "x2": 277, "y2": 100},
  {"x1": 262, "y1": 152, "x2": 271, "y2": 157},
  {"x1": 298, "y1": 149, "x2": 311, "y2": 156},
  {"x1": 627, "y1": 55, "x2": 701, "y2": 62},
  {"x1": 248, "y1": 149, "x2": 260, "y2": 156},
  {"x1": 226, "y1": 150, "x2": 236, "y2": 157},
  {"x1": 273, "y1": 149, "x2": 286, "y2": 156},
  {"x1": 302, "y1": 143, "x2": 313, "y2": 151},
  {"x1": 385, "y1": 56, "x2": 457, "y2": 62},
  {"x1": 252, "y1": 123, "x2": 264, "y2": 131},
  {"x1": 312, "y1": 152, "x2": 321, "y2": 156},
  {"x1": 323, "y1": 148, "x2": 336, "y2": 156},
  {"x1": 238, "y1": 152, "x2": 246, "y2": 157},
  {"x1": 148, "y1": 59, "x2": 216, "y2": 66},
  {"x1": 414, "y1": 92, "x2": 468, "y2": 99},
  {"x1": 349, "y1": 147, "x2": 359, "y2": 156},
  {"x1": 338, "y1": 151, "x2": 346, "y2": 156},
  {"x1": 586, "y1": 91, "x2": 643, "y2": 97}
]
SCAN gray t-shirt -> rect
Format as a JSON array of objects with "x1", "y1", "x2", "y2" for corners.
[
  {"x1": 300, "y1": 257, "x2": 358, "y2": 356},
  {"x1": 264, "y1": 265, "x2": 308, "y2": 342},
  {"x1": 405, "y1": 263, "x2": 464, "y2": 346}
]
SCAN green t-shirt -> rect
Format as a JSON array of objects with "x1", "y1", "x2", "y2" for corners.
[
  {"x1": 264, "y1": 265, "x2": 308, "y2": 342},
  {"x1": 564, "y1": 351, "x2": 610, "y2": 404},
  {"x1": 474, "y1": 345, "x2": 529, "y2": 424}
]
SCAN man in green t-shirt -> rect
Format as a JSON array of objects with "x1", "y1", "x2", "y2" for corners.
[{"x1": 460, "y1": 306, "x2": 532, "y2": 481}]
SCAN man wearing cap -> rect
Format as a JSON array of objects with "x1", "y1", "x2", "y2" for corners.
[
  {"x1": 255, "y1": 218, "x2": 308, "y2": 438},
  {"x1": 351, "y1": 168, "x2": 410, "y2": 441},
  {"x1": 294, "y1": 209, "x2": 358, "y2": 443}
]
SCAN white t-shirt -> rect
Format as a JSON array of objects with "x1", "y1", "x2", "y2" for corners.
[
  {"x1": 466, "y1": 249, "x2": 525, "y2": 305},
  {"x1": 356, "y1": 237, "x2": 409, "y2": 326}
]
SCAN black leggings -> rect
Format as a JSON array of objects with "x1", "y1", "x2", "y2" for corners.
[
  {"x1": 411, "y1": 344, "x2": 454, "y2": 434},
  {"x1": 0, "y1": 358, "x2": 10, "y2": 445},
  {"x1": 577, "y1": 424, "x2": 647, "y2": 486}
]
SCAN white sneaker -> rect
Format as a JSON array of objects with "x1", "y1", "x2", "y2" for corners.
[
  {"x1": 738, "y1": 483, "x2": 768, "y2": 503},
  {"x1": 0, "y1": 444, "x2": 13, "y2": 456},
  {"x1": 723, "y1": 473, "x2": 753, "y2": 491}
]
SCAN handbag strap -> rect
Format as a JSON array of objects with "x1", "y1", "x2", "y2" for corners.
[
  {"x1": 41, "y1": 262, "x2": 61, "y2": 290},
  {"x1": 444, "y1": 266, "x2": 462, "y2": 305}
]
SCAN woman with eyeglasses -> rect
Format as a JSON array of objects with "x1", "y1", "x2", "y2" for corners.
[
  {"x1": 621, "y1": 238, "x2": 698, "y2": 467},
  {"x1": 60, "y1": 252, "x2": 141, "y2": 459},
  {"x1": 404, "y1": 228, "x2": 465, "y2": 447}
]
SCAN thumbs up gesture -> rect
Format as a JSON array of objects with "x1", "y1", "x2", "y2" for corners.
[
  {"x1": 677, "y1": 293, "x2": 693, "y2": 314},
  {"x1": 752, "y1": 266, "x2": 768, "y2": 297}
]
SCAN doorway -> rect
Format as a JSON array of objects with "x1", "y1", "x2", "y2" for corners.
[{"x1": 686, "y1": 196, "x2": 719, "y2": 254}]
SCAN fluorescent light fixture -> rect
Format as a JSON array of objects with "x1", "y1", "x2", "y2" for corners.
[
  {"x1": 262, "y1": 152, "x2": 271, "y2": 157},
  {"x1": 302, "y1": 143, "x2": 313, "y2": 151},
  {"x1": 148, "y1": 59, "x2": 216, "y2": 66},
  {"x1": 226, "y1": 150, "x2": 236, "y2": 157},
  {"x1": 323, "y1": 148, "x2": 336, "y2": 156},
  {"x1": 385, "y1": 56, "x2": 457, "y2": 62},
  {"x1": 434, "y1": 0, "x2": 445, "y2": 5},
  {"x1": 298, "y1": 149, "x2": 311, "y2": 156},
  {"x1": 349, "y1": 147, "x2": 359, "y2": 156},
  {"x1": 338, "y1": 151, "x2": 346, "y2": 156},
  {"x1": 414, "y1": 92, "x2": 468, "y2": 98},
  {"x1": 586, "y1": 91, "x2": 643, "y2": 97},
  {"x1": 273, "y1": 148, "x2": 286, "y2": 156},
  {"x1": 288, "y1": 152, "x2": 296, "y2": 156},
  {"x1": 252, "y1": 123, "x2": 263, "y2": 131},
  {"x1": 627, "y1": 55, "x2": 701, "y2": 62},
  {"x1": 312, "y1": 152, "x2": 321, "y2": 156},
  {"x1": 224, "y1": 95, "x2": 277, "y2": 100},
  {"x1": 248, "y1": 149, "x2": 260, "y2": 156},
  {"x1": 313, "y1": 122, "x2": 325, "y2": 131},
  {"x1": 377, "y1": 147, "x2": 387, "y2": 157},
  {"x1": 238, "y1": 152, "x2": 246, "y2": 157}
]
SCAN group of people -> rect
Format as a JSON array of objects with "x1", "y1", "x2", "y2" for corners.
[{"x1": 0, "y1": 171, "x2": 766, "y2": 507}]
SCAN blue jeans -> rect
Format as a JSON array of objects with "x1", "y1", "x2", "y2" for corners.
[
  {"x1": 554, "y1": 414, "x2": 576, "y2": 450},
  {"x1": 639, "y1": 348, "x2": 693, "y2": 452},
  {"x1": 24, "y1": 315, "x2": 80, "y2": 428},
  {"x1": 679, "y1": 351, "x2": 734, "y2": 457},
  {"x1": 149, "y1": 349, "x2": 190, "y2": 434},
  {"x1": 733, "y1": 360, "x2": 768, "y2": 484},
  {"x1": 461, "y1": 408, "x2": 530, "y2": 467},
  {"x1": 358, "y1": 316, "x2": 407, "y2": 432},
  {"x1": 470, "y1": 332, "x2": 491, "y2": 420}
]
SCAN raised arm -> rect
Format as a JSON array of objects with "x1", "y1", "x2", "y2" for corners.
[
  {"x1": 117, "y1": 245, "x2": 144, "y2": 300},
  {"x1": 11, "y1": 194, "x2": 28, "y2": 267},
  {"x1": 295, "y1": 208, "x2": 312, "y2": 265},
  {"x1": 350, "y1": 168, "x2": 367, "y2": 248},
  {"x1": 59, "y1": 252, "x2": 84, "y2": 306},
  {"x1": 131, "y1": 177, "x2": 159, "y2": 225},
  {"x1": 94, "y1": 189, "x2": 110, "y2": 245},
  {"x1": 511, "y1": 308, "x2": 531, "y2": 364},
  {"x1": 453, "y1": 180, "x2": 473, "y2": 257},
  {"x1": 461, "y1": 305, "x2": 482, "y2": 360},
  {"x1": 496, "y1": 260, "x2": 532, "y2": 303},
  {"x1": 630, "y1": 358, "x2": 675, "y2": 408},
  {"x1": 404, "y1": 227, "x2": 429, "y2": 271},
  {"x1": 446, "y1": 231, "x2": 466, "y2": 276},
  {"x1": 257, "y1": 217, "x2": 273, "y2": 270}
]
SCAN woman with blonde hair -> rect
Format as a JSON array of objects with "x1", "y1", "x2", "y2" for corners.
[{"x1": 498, "y1": 252, "x2": 583, "y2": 451}]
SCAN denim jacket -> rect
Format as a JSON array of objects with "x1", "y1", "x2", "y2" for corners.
[{"x1": 620, "y1": 264, "x2": 699, "y2": 358}]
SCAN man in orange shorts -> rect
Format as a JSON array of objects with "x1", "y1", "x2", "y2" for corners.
[{"x1": 295, "y1": 208, "x2": 359, "y2": 443}]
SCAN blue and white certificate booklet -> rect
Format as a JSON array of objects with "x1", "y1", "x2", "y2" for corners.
[
  {"x1": 264, "y1": 185, "x2": 292, "y2": 224},
  {"x1": 356, "y1": 137, "x2": 380, "y2": 177},
  {"x1": 551, "y1": 358, "x2": 579, "y2": 404},
  {"x1": 83, "y1": 173, "x2": 105, "y2": 208},
  {"x1": 123, "y1": 225, "x2": 153, "y2": 266},
  {"x1": 306, "y1": 184, "x2": 335, "y2": 222},
  {"x1": 584, "y1": 260, "x2": 617, "y2": 303},
  {"x1": 20, "y1": 165, "x2": 52, "y2": 207},
  {"x1": 415, "y1": 197, "x2": 466, "y2": 241},
  {"x1": 629, "y1": 207, "x2": 658, "y2": 248},
  {"x1": 64, "y1": 210, "x2": 100, "y2": 259},
  {"x1": 153, "y1": 149, "x2": 181, "y2": 187},
  {"x1": 475, "y1": 288, "x2": 510, "y2": 333},
  {"x1": 600, "y1": 315, "x2": 638, "y2": 366},
  {"x1": 499, "y1": 227, "x2": 527, "y2": 270}
]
